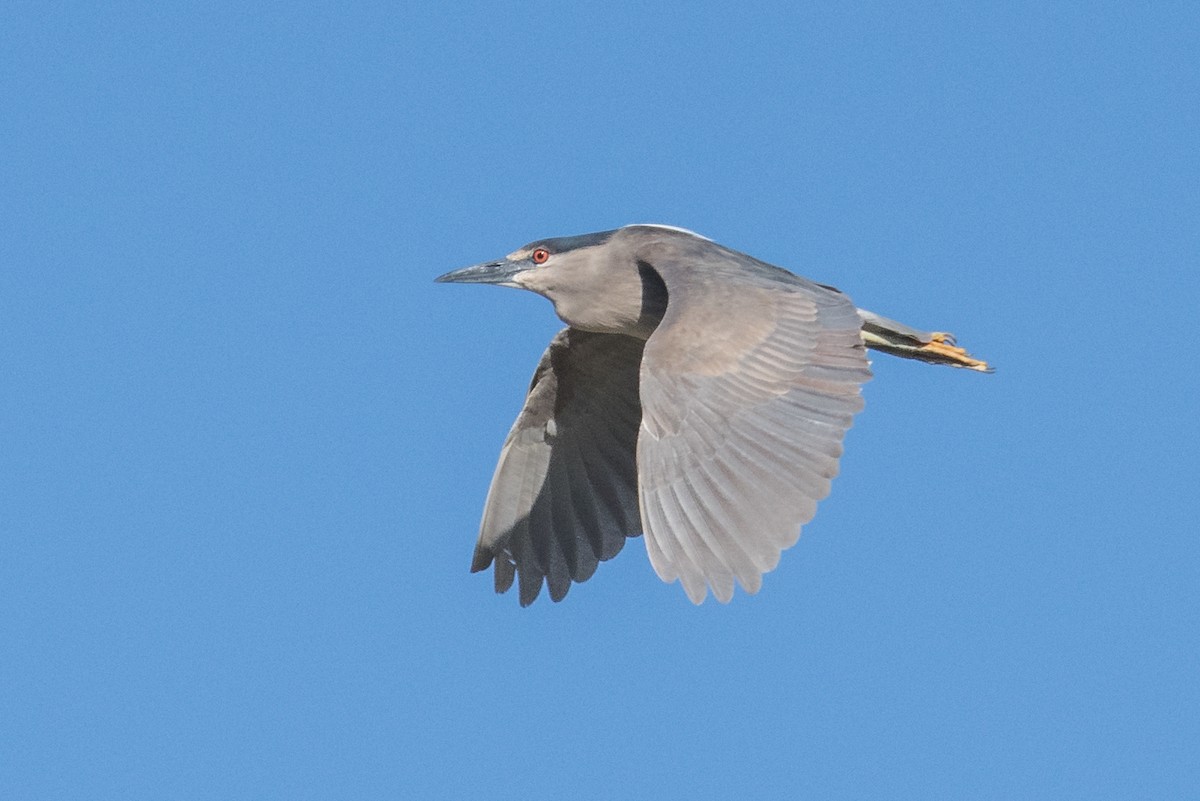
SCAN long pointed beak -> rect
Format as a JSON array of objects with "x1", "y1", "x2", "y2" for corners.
[{"x1": 434, "y1": 259, "x2": 526, "y2": 287}]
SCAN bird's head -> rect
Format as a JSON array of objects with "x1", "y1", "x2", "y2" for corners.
[{"x1": 436, "y1": 228, "x2": 663, "y2": 336}]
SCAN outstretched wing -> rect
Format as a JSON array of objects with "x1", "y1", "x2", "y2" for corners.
[
  {"x1": 636, "y1": 242, "x2": 872, "y2": 603},
  {"x1": 472, "y1": 328, "x2": 644, "y2": 606}
]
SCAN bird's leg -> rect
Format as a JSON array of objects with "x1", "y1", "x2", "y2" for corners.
[
  {"x1": 858, "y1": 309, "x2": 993, "y2": 372},
  {"x1": 914, "y1": 332, "x2": 993, "y2": 372}
]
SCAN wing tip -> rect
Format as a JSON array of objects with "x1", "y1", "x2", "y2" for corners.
[{"x1": 470, "y1": 545, "x2": 494, "y2": 574}]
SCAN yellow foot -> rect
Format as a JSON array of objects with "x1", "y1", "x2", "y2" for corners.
[{"x1": 921, "y1": 333, "x2": 993, "y2": 372}]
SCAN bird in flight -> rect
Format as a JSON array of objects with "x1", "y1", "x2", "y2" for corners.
[{"x1": 436, "y1": 224, "x2": 991, "y2": 606}]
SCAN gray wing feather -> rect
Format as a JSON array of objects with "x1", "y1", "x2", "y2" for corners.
[
  {"x1": 636, "y1": 245, "x2": 872, "y2": 603},
  {"x1": 473, "y1": 328, "x2": 644, "y2": 605}
]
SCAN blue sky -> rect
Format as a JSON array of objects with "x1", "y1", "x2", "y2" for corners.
[{"x1": 2, "y1": 2, "x2": 1197, "y2": 798}]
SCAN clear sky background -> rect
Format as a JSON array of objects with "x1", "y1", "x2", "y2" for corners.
[{"x1": 3, "y1": 2, "x2": 1198, "y2": 799}]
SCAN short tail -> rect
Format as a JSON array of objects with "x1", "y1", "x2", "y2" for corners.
[{"x1": 857, "y1": 309, "x2": 993, "y2": 373}]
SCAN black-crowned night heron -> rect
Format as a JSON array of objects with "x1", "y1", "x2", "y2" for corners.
[{"x1": 436, "y1": 224, "x2": 990, "y2": 606}]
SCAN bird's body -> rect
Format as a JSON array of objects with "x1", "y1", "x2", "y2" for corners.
[{"x1": 436, "y1": 225, "x2": 990, "y2": 605}]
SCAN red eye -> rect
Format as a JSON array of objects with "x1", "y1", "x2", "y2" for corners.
[{"x1": 531, "y1": 248, "x2": 550, "y2": 264}]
